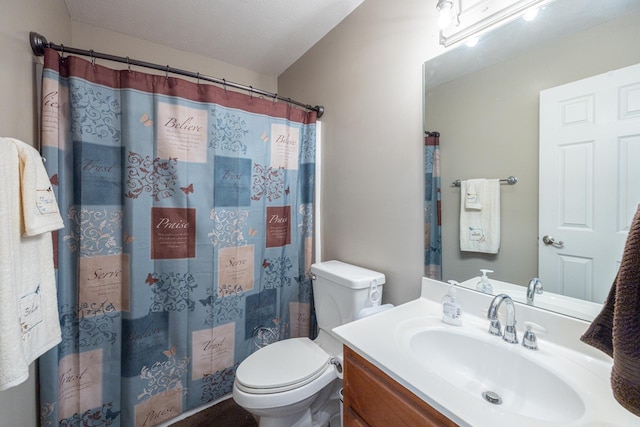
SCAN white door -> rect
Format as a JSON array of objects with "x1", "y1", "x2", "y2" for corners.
[{"x1": 539, "y1": 63, "x2": 640, "y2": 303}]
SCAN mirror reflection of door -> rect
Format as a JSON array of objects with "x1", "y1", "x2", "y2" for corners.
[{"x1": 539, "y1": 62, "x2": 640, "y2": 303}]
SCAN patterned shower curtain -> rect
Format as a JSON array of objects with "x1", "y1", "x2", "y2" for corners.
[
  {"x1": 424, "y1": 132, "x2": 442, "y2": 280},
  {"x1": 38, "y1": 48, "x2": 316, "y2": 427}
]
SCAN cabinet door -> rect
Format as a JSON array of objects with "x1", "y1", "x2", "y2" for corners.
[
  {"x1": 343, "y1": 346, "x2": 458, "y2": 427},
  {"x1": 344, "y1": 406, "x2": 370, "y2": 427}
]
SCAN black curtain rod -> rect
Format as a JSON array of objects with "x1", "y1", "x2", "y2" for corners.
[{"x1": 29, "y1": 31, "x2": 324, "y2": 118}]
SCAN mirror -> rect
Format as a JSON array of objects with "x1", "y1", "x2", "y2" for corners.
[{"x1": 424, "y1": 0, "x2": 640, "y2": 321}]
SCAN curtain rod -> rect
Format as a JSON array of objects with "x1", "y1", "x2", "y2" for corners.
[{"x1": 29, "y1": 31, "x2": 324, "y2": 118}]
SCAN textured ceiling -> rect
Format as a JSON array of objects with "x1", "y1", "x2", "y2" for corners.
[{"x1": 63, "y1": 0, "x2": 365, "y2": 76}]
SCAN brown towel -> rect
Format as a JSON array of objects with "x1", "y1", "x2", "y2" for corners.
[{"x1": 581, "y1": 205, "x2": 640, "y2": 417}]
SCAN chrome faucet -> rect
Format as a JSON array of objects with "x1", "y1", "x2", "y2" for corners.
[
  {"x1": 526, "y1": 278, "x2": 543, "y2": 304},
  {"x1": 487, "y1": 294, "x2": 518, "y2": 344}
]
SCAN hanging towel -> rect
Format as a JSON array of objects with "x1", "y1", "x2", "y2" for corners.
[
  {"x1": 580, "y1": 204, "x2": 640, "y2": 416},
  {"x1": 464, "y1": 178, "x2": 483, "y2": 210},
  {"x1": 459, "y1": 179, "x2": 500, "y2": 254},
  {"x1": 2, "y1": 137, "x2": 64, "y2": 236},
  {"x1": 0, "y1": 138, "x2": 62, "y2": 391}
]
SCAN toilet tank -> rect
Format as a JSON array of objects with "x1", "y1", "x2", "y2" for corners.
[{"x1": 310, "y1": 261, "x2": 386, "y2": 334}]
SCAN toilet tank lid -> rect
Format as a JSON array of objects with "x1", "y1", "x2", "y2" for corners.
[{"x1": 311, "y1": 260, "x2": 386, "y2": 289}]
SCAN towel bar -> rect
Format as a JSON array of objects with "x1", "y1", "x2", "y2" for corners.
[{"x1": 452, "y1": 176, "x2": 518, "y2": 187}]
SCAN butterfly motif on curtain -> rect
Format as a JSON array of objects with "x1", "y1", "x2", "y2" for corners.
[
  {"x1": 145, "y1": 273, "x2": 159, "y2": 285},
  {"x1": 180, "y1": 183, "x2": 194, "y2": 195},
  {"x1": 50, "y1": 174, "x2": 59, "y2": 186},
  {"x1": 105, "y1": 407, "x2": 121, "y2": 421},
  {"x1": 123, "y1": 232, "x2": 136, "y2": 244},
  {"x1": 262, "y1": 259, "x2": 271, "y2": 269},
  {"x1": 261, "y1": 132, "x2": 269, "y2": 142},
  {"x1": 248, "y1": 227, "x2": 258, "y2": 237},
  {"x1": 163, "y1": 346, "x2": 177, "y2": 358},
  {"x1": 199, "y1": 295, "x2": 214, "y2": 307},
  {"x1": 140, "y1": 113, "x2": 153, "y2": 127}
]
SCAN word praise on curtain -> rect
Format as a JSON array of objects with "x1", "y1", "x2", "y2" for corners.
[{"x1": 38, "y1": 48, "x2": 317, "y2": 427}]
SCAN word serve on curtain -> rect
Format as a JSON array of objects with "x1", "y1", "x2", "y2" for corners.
[
  {"x1": 38, "y1": 48, "x2": 317, "y2": 427},
  {"x1": 424, "y1": 132, "x2": 442, "y2": 280}
]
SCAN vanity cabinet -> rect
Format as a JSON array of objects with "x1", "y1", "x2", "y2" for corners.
[{"x1": 342, "y1": 346, "x2": 458, "y2": 427}]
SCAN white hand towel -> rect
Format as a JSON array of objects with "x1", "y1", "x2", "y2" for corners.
[
  {"x1": 0, "y1": 140, "x2": 62, "y2": 391},
  {"x1": 2, "y1": 137, "x2": 64, "y2": 236},
  {"x1": 464, "y1": 179, "x2": 483, "y2": 210},
  {"x1": 460, "y1": 179, "x2": 500, "y2": 254}
]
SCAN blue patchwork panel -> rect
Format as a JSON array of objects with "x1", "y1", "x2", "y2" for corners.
[
  {"x1": 214, "y1": 156, "x2": 252, "y2": 207},
  {"x1": 73, "y1": 141, "x2": 123, "y2": 205}
]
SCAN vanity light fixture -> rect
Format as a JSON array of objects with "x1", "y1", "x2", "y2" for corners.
[{"x1": 437, "y1": 0, "x2": 553, "y2": 48}]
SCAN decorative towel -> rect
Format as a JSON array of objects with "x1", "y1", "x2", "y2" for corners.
[
  {"x1": 2, "y1": 137, "x2": 64, "y2": 236},
  {"x1": 580, "y1": 204, "x2": 640, "y2": 417},
  {"x1": 464, "y1": 179, "x2": 483, "y2": 210},
  {"x1": 0, "y1": 139, "x2": 62, "y2": 391},
  {"x1": 459, "y1": 179, "x2": 500, "y2": 253}
]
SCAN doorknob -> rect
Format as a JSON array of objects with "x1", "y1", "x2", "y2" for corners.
[{"x1": 542, "y1": 235, "x2": 563, "y2": 247}]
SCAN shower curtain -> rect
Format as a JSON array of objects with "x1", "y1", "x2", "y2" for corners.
[
  {"x1": 38, "y1": 48, "x2": 316, "y2": 427},
  {"x1": 424, "y1": 132, "x2": 442, "y2": 280}
]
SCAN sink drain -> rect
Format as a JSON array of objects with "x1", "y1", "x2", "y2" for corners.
[{"x1": 482, "y1": 391, "x2": 503, "y2": 405}]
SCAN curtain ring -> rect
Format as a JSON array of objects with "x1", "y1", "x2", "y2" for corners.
[
  {"x1": 126, "y1": 56, "x2": 131, "y2": 72},
  {"x1": 196, "y1": 72, "x2": 200, "y2": 85},
  {"x1": 249, "y1": 86, "x2": 253, "y2": 99},
  {"x1": 272, "y1": 93, "x2": 278, "y2": 104},
  {"x1": 90, "y1": 49, "x2": 95, "y2": 66},
  {"x1": 165, "y1": 65, "x2": 170, "y2": 80},
  {"x1": 60, "y1": 44, "x2": 65, "y2": 58},
  {"x1": 222, "y1": 78, "x2": 227, "y2": 93}
]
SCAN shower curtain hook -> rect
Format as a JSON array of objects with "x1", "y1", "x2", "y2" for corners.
[
  {"x1": 165, "y1": 65, "x2": 170, "y2": 80},
  {"x1": 126, "y1": 56, "x2": 131, "y2": 72},
  {"x1": 60, "y1": 44, "x2": 65, "y2": 58},
  {"x1": 196, "y1": 72, "x2": 200, "y2": 85},
  {"x1": 249, "y1": 86, "x2": 253, "y2": 99},
  {"x1": 90, "y1": 49, "x2": 95, "y2": 66},
  {"x1": 222, "y1": 78, "x2": 227, "y2": 93},
  {"x1": 272, "y1": 93, "x2": 278, "y2": 104}
]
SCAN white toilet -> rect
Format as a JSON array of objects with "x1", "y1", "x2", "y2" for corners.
[{"x1": 232, "y1": 260, "x2": 387, "y2": 427}]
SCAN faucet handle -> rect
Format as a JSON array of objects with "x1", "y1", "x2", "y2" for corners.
[
  {"x1": 522, "y1": 321, "x2": 548, "y2": 351},
  {"x1": 488, "y1": 318, "x2": 502, "y2": 336}
]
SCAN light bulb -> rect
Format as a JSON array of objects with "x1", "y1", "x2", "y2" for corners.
[
  {"x1": 523, "y1": 8, "x2": 539, "y2": 21},
  {"x1": 437, "y1": 2, "x2": 453, "y2": 29}
]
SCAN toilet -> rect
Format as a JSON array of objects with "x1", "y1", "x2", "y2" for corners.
[{"x1": 232, "y1": 260, "x2": 387, "y2": 427}]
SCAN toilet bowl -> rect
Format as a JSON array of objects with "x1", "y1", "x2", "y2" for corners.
[
  {"x1": 233, "y1": 331, "x2": 342, "y2": 427},
  {"x1": 232, "y1": 261, "x2": 387, "y2": 427}
]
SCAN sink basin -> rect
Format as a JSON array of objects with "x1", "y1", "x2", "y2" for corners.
[{"x1": 407, "y1": 328, "x2": 585, "y2": 423}]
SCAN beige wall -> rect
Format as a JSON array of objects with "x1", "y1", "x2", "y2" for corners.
[
  {"x1": 0, "y1": 1, "x2": 70, "y2": 425},
  {"x1": 1, "y1": 0, "x2": 70, "y2": 144},
  {"x1": 427, "y1": 12, "x2": 640, "y2": 286},
  {"x1": 278, "y1": 0, "x2": 441, "y2": 305},
  {"x1": 70, "y1": 22, "x2": 277, "y2": 92}
]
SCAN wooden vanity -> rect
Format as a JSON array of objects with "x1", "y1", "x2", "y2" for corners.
[{"x1": 342, "y1": 346, "x2": 458, "y2": 426}]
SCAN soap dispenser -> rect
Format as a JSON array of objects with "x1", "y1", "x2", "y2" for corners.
[
  {"x1": 442, "y1": 280, "x2": 463, "y2": 326},
  {"x1": 476, "y1": 269, "x2": 494, "y2": 294}
]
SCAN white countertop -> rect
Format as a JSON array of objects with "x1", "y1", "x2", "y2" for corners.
[{"x1": 332, "y1": 278, "x2": 638, "y2": 426}]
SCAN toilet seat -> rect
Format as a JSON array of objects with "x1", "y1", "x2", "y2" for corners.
[{"x1": 235, "y1": 338, "x2": 331, "y2": 394}]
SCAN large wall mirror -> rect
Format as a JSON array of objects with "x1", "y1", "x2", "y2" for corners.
[{"x1": 424, "y1": 0, "x2": 640, "y2": 320}]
